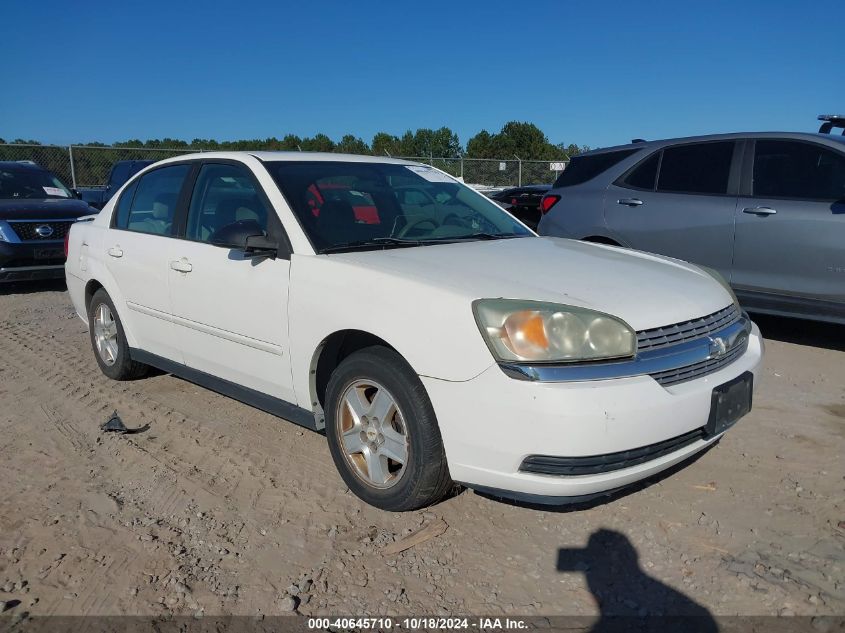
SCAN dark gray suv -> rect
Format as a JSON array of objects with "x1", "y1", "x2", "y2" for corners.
[{"x1": 538, "y1": 119, "x2": 845, "y2": 325}]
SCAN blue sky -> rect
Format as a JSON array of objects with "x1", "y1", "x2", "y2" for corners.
[{"x1": 3, "y1": 0, "x2": 843, "y2": 150}]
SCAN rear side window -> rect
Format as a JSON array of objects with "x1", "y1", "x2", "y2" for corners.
[
  {"x1": 753, "y1": 140, "x2": 845, "y2": 200},
  {"x1": 117, "y1": 165, "x2": 189, "y2": 235},
  {"x1": 553, "y1": 150, "x2": 637, "y2": 188},
  {"x1": 657, "y1": 142, "x2": 734, "y2": 195},
  {"x1": 114, "y1": 180, "x2": 138, "y2": 228},
  {"x1": 621, "y1": 152, "x2": 660, "y2": 190}
]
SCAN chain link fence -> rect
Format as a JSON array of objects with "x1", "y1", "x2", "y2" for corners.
[
  {"x1": 0, "y1": 144, "x2": 75, "y2": 187},
  {"x1": 0, "y1": 144, "x2": 566, "y2": 190},
  {"x1": 395, "y1": 156, "x2": 566, "y2": 188},
  {"x1": 69, "y1": 146, "x2": 195, "y2": 187}
]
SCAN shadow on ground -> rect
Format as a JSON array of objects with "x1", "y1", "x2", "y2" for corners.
[
  {"x1": 0, "y1": 279, "x2": 67, "y2": 296},
  {"x1": 750, "y1": 313, "x2": 844, "y2": 352},
  {"x1": 557, "y1": 529, "x2": 718, "y2": 632}
]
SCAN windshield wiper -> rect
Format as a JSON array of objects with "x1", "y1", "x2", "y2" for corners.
[
  {"x1": 320, "y1": 237, "x2": 424, "y2": 253},
  {"x1": 438, "y1": 232, "x2": 528, "y2": 241},
  {"x1": 320, "y1": 233, "x2": 529, "y2": 253}
]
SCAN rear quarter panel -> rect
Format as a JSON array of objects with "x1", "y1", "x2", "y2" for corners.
[
  {"x1": 538, "y1": 183, "x2": 614, "y2": 242},
  {"x1": 65, "y1": 204, "x2": 141, "y2": 348}
]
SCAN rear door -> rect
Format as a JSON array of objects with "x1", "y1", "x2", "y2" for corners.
[
  {"x1": 733, "y1": 138, "x2": 845, "y2": 313},
  {"x1": 167, "y1": 161, "x2": 296, "y2": 403},
  {"x1": 104, "y1": 163, "x2": 191, "y2": 361},
  {"x1": 604, "y1": 140, "x2": 741, "y2": 277}
]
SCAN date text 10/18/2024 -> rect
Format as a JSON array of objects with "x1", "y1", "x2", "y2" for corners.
[{"x1": 307, "y1": 618, "x2": 529, "y2": 630}]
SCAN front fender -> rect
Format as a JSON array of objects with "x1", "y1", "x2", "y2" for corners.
[{"x1": 288, "y1": 255, "x2": 495, "y2": 408}]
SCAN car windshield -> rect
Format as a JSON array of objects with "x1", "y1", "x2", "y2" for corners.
[
  {"x1": 263, "y1": 161, "x2": 533, "y2": 253},
  {"x1": 0, "y1": 166, "x2": 74, "y2": 200}
]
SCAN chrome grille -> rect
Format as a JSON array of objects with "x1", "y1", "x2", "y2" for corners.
[
  {"x1": 650, "y1": 338, "x2": 747, "y2": 386},
  {"x1": 637, "y1": 305, "x2": 740, "y2": 352},
  {"x1": 10, "y1": 220, "x2": 74, "y2": 241}
]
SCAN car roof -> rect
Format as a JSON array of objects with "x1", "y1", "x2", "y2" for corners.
[
  {"x1": 154, "y1": 151, "x2": 419, "y2": 165},
  {"x1": 581, "y1": 131, "x2": 845, "y2": 156},
  {"x1": 0, "y1": 160, "x2": 46, "y2": 171}
]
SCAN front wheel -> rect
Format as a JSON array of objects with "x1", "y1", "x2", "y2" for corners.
[
  {"x1": 325, "y1": 346, "x2": 452, "y2": 511},
  {"x1": 87, "y1": 288, "x2": 148, "y2": 381}
]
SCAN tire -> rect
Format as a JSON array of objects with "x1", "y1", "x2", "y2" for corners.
[
  {"x1": 87, "y1": 288, "x2": 148, "y2": 381},
  {"x1": 325, "y1": 346, "x2": 452, "y2": 511}
]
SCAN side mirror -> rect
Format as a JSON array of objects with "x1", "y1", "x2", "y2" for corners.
[
  {"x1": 72, "y1": 188, "x2": 83, "y2": 199},
  {"x1": 243, "y1": 233, "x2": 279, "y2": 260}
]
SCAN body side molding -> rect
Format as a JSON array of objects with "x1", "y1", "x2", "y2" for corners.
[{"x1": 129, "y1": 348, "x2": 318, "y2": 431}]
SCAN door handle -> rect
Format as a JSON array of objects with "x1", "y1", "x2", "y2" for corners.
[
  {"x1": 107, "y1": 246, "x2": 123, "y2": 258},
  {"x1": 170, "y1": 259, "x2": 193, "y2": 273},
  {"x1": 617, "y1": 198, "x2": 643, "y2": 206},
  {"x1": 742, "y1": 206, "x2": 777, "y2": 216}
]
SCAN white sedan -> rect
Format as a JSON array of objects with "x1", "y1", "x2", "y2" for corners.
[{"x1": 65, "y1": 152, "x2": 764, "y2": 510}]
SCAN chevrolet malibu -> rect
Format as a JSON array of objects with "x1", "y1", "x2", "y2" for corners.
[{"x1": 65, "y1": 152, "x2": 764, "y2": 511}]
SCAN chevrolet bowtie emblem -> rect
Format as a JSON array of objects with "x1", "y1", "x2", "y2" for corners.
[{"x1": 708, "y1": 336, "x2": 728, "y2": 358}]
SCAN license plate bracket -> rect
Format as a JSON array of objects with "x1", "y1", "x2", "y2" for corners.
[
  {"x1": 34, "y1": 248, "x2": 63, "y2": 259},
  {"x1": 705, "y1": 371, "x2": 753, "y2": 437}
]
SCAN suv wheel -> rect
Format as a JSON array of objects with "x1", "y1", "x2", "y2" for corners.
[
  {"x1": 88, "y1": 289, "x2": 148, "y2": 380},
  {"x1": 325, "y1": 346, "x2": 452, "y2": 511}
]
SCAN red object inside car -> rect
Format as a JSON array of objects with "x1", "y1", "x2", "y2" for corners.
[{"x1": 307, "y1": 183, "x2": 380, "y2": 224}]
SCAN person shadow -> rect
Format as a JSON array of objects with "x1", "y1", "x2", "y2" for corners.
[{"x1": 557, "y1": 529, "x2": 718, "y2": 633}]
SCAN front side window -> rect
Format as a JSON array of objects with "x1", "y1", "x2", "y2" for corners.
[
  {"x1": 553, "y1": 150, "x2": 637, "y2": 188},
  {"x1": 753, "y1": 140, "x2": 845, "y2": 200},
  {"x1": 264, "y1": 162, "x2": 532, "y2": 253},
  {"x1": 185, "y1": 163, "x2": 270, "y2": 246},
  {"x1": 118, "y1": 165, "x2": 189, "y2": 235},
  {"x1": 0, "y1": 167, "x2": 73, "y2": 199},
  {"x1": 657, "y1": 141, "x2": 734, "y2": 195}
]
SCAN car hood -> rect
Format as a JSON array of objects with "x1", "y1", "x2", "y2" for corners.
[
  {"x1": 0, "y1": 198, "x2": 94, "y2": 220},
  {"x1": 331, "y1": 236, "x2": 734, "y2": 331}
]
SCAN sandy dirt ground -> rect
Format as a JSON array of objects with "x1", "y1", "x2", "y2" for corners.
[{"x1": 0, "y1": 281, "x2": 843, "y2": 622}]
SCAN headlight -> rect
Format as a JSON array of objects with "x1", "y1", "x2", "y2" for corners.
[
  {"x1": 699, "y1": 266, "x2": 739, "y2": 309},
  {"x1": 0, "y1": 222, "x2": 13, "y2": 243},
  {"x1": 473, "y1": 299, "x2": 636, "y2": 363}
]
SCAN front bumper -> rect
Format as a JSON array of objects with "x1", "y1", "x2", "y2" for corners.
[
  {"x1": 422, "y1": 322, "x2": 763, "y2": 501},
  {"x1": 0, "y1": 240, "x2": 67, "y2": 282}
]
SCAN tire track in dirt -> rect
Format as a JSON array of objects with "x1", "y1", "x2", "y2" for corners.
[
  {"x1": 1, "y1": 321, "x2": 307, "y2": 508},
  {"x1": 0, "y1": 319, "x2": 400, "y2": 614}
]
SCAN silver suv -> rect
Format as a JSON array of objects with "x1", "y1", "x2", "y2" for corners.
[{"x1": 537, "y1": 117, "x2": 845, "y2": 325}]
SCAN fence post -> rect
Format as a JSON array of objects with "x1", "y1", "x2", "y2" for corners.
[
  {"x1": 514, "y1": 155, "x2": 522, "y2": 186},
  {"x1": 460, "y1": 157, "x2": 464, "y2": 180},
  {"x1": 68, "y1": 145, "x2": 77, "y2": 189}
]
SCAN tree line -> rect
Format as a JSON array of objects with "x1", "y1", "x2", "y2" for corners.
[{"x1": 0, "y1": 121, "x2": 590, "y2": 160}]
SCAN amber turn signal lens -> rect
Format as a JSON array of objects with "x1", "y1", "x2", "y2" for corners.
[{"x1": 502, "y1": 310, "x2": 550, "y2": 357}]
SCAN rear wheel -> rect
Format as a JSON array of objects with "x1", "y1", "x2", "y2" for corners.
[
  {"x1": 87, "y1": 289, "x2": 148, "y2": 380},
  {"x1": 325, "y1": 346, "x2": 452, "y2": 511}
]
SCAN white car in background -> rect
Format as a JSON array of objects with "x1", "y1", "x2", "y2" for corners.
[{"x1": 65, "y1": 152, "x2": 764, "y2": 510}]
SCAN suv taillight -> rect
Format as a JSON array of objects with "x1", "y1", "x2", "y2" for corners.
[
  {"x1": 540, "y1": 194, "x2": 561, "y2": 214},
  {"x1": 63, "y1": 232, "x2": 70, "y2": 258}
]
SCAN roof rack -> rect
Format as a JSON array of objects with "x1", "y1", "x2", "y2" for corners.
[{"x1": 817, "y1": 114, "x2": 845, "y2": 135}]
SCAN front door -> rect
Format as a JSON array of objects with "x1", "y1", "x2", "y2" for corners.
[{"x1": 167, "y1": 161, "x2": 296, "y2": 404}]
